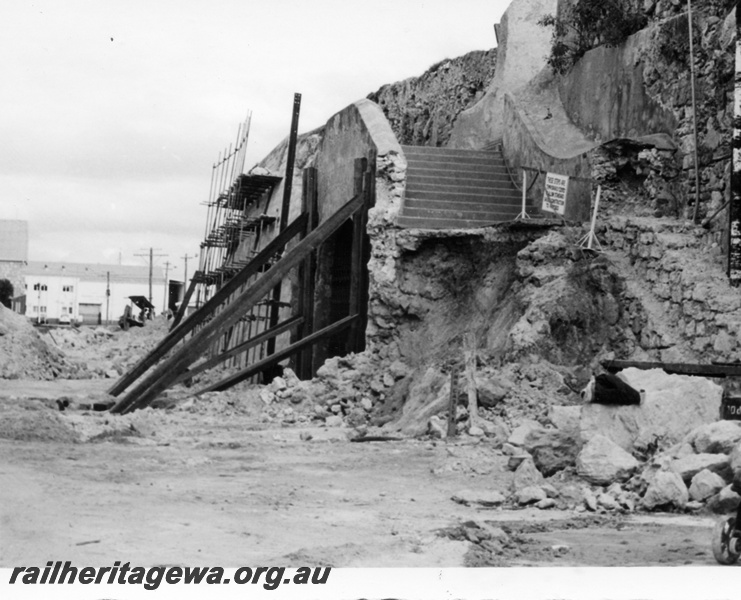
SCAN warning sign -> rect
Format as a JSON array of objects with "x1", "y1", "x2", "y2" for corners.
[{"x1": 542, "y1": 173, "x2": 569, "y2": 215}]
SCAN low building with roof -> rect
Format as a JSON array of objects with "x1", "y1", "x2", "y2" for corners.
[{"x1": 22, "y1": 261, "x2": 165, "y2": 325}]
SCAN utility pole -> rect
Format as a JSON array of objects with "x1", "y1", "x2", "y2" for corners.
[
  {"x1": 135, "y1": 247, "x2": 167, "y2": 312},
  {"x1": 106, "y1": 271, "x2": 110, "y2": 325},
  {"x1": 162, "y1": 261, "x2": 176, "y2": 314},
  {"x1": 181, "y1": 253, "x2": 197, "y2": 289},
  {"x1": 688, "y1": 0, "x2": 702, "y2": 223}
]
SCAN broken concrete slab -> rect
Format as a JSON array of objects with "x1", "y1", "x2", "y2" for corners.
[{"x1": 576, "y1": 434, "x2": 640, "y2": 485}]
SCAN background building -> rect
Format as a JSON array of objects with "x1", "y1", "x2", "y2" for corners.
[
  {"x1": 0, "y1": 220, "x2": 29, "y2": 302},
  {"x1": 23, "y1": 262, "x2": 165, "y2": 325}
]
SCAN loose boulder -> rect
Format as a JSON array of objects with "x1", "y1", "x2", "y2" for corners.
[
  {"x1": 642, "y1": 470, "x2": 689, "y2": 510},
  {"x1": 475, "y1": 374, "x2": 512, "y2": 407},
  {"x1": 512, "y1": 457, "x2": 545, "y2": 491},
  {"x1": 670, "y1": 453, "x2": 730, "y2": 484},
  {"x1": 688, "y1": 421, "x2": 741, "y2": 454},
  {"x1": 516, "y1": 486, "x2": 547, "y2": 505},
  {"x1": 689, "y1": 469, "x2": 726, "y2": 502},
  {"x1": 548, "y1": 405, "x2": 581, "y2": 436},
  {"x1": 576, "y1": 434, "x2": 640, "y2": 485},
  {"x1": 580, "y1": 368, "x2": 723, "y2": 452},
  {"x1": 707, "y1": 485, "x2": 741, "y2": 514},
  {"x1": 522, "y1": 427, "x2": 579, "y2": 476}
]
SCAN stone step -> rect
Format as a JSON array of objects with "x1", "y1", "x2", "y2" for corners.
[
  {"x1": 407, "y1": 170, "x2": 512, "y2": 186},
  {"x1": 406, "y1": 181, "x2": 520, "y2": 197},
  {"x1": 401, "y1": 205, "x2": 522, "y2": 222},
  {"x1": 405, "y1": 188, "x2": 522, "y2": 204},
  {"x1": 403, "y1": 197, "x2": 526, "y2": 212},
  {"x1": 396, "y1": 214, "x2": 516, "y2": 230},
  {"x1": 402, "y1": 145, "x2": 502, "y2": 160},
  {"x1": 404, "y1": 155, "x2": 507, "y2": 170}
]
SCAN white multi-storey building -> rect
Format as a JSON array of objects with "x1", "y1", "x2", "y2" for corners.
[{"x1": 24, "y1": 262, "x2": 164, "y2": 325}]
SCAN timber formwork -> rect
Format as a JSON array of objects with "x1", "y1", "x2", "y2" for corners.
[{"x1": 109, "y1": 158, "x2": 374, "y2": 414}]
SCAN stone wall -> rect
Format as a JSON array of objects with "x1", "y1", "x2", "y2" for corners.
[
  {"x1": 601, "y1": 216, "x2": 741, "y2": 362},
  {"x1": 367, "y1": 49, "x2": 497, "y2": 148}
]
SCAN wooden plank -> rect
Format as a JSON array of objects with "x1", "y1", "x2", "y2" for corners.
[
  {"x1": 170, "y1": 274, "x2": 199, "y2": 330},
  {"x1": 172, "y1": 315, "x2": 303, "y2": 385},
  {"x1": 602, "y1": 359, "x2": 741, "y2": 378},
  {"x1": 107, "y1": 213, "x2": 308, "y2": 397},
  {"x1": 296, "y1": 167, "x2": 318, "y2": 379},
  {"x1": 110, "y1": 192, "x2": 365, "y2": 414},
  {"x1": 348, "y1": 158, "x2": 368, "y2": 355},
  {"x1": 197, "y1": 314, "x2": 358, "y2": 394}
]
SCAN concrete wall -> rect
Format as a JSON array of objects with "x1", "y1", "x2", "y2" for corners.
[
  {"x1": 501, "y1": 94, "x2": 594, "y2": 222},
  {"x1": 558, "y1": 27, "x2": 678, "y2": 143},
  {"x1": 448, "y1": 0, "x2": 557, "y2": 148},
  {"x1": 315, "y1": 99, "x2": 401, "y2": 223}
]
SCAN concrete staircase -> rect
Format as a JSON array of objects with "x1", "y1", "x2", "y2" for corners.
[{"x1": 396, "y1": 144, "x2": 529, "y2": 229}]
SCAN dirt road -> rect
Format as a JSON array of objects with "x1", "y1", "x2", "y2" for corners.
[{"x1": 0, "y1": 379, "x2": 724, "y2": 568}]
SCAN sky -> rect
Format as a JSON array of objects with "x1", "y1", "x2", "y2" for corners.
[{"x1": 1, "y1": 0, "x2": 510, "y2": 281}]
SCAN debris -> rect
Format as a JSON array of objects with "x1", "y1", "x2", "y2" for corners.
[
  {"x1": 642, "y1": 470, "x2": 689, "y2": 510},
  {"x1": 536, "y1": 497, "x2": 556, "y2": 509},
  {"x1": 516, "y1": 485, "x2": 547, "y2": 505},
  {"x1": 688, "y1": 421, "x2": 741, "y2": 455},
  {"x1": 521, "y1": 427, "x2": 579, "y2": 476},
  {"x1": 670, "y1": 453, "x2": 731, "y2": 484},
  {"x1": 580, "y1": 368, "x2": 723, "y2": 452},
  {"x1": 576, "y1": 435, "x2": 640, "y2": 485},
  {"x1": 451, "y1": 490, "x2": 506, "y2": 507},
  {"x1": 512, "y1": 457, "x2": 544, "y2": 490},
  {"x1": 706, "y1": 485, "x2": 741, "y2": 514},
  {"x1": 688, "y1": 469, "x2": 726, "y2": 502}
]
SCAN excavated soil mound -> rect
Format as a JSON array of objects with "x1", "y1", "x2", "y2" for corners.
[{"x1": 0, "y1": 305, "x2": 81, "y2": 379}]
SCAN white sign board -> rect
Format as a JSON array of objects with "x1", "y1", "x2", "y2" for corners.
[{"x1": 542, "y1": 172, "x2": 569, "y2": 215}]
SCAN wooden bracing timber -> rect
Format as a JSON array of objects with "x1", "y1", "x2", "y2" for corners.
[
  {"x1": 110, "y1": 188, "x2": 368, "y2": 414},
  {"x1": 197, "y1": 313, "x2": 358, "y2": 394},
  {"x1": 171, "y1": 316, "x2": 304, "y2": 385},
  {"x1": 108, "y1": 213, "x2": 309, "y2": 399},
  {"x1": 602, "y1": 359, "x2": 741, "y2": 378}
]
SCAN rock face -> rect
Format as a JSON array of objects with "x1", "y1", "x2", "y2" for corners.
[
  {"x1": 580, "y1": 368, "x2": 723, "y2": 452},
  {"x1": 368, "y1": 49, "x2": 496, "y2": 148},
  {"x1": 642, "y1": 470, "x2": 689, "y2": 510},
  {"x1": 381, "y1": 367, "x2": 448, "y2": 437},
  {"x1": 576, "y1": 434, "x2": 640, "y2": 485}
]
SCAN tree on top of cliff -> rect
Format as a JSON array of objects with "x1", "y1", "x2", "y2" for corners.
[{"x1": 539, "y1": 0, "x2": 647, "y2": 74}]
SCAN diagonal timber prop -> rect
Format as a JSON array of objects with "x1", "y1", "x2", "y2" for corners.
[
  {"x1": 170, "y1": 274, "x2": 199, "y2": 330},
  {"x1": 110, "y1": 192, "x2": 365, "y2": 414},
  {"x1": 171, "y1": 316, "x2": 304, "y2": 385},
  {"x1": 107, "y1": 213, "x2": 308, "y2": 398},
  {"x1": 196, "y1": 314, "x2": 358, "y2": 394}
]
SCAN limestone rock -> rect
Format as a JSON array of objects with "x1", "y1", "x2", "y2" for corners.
[
  {"x1": 428, "y1": 416, "x2": 447, "y2": 439},
  {"x1": 671, "y1": 453, "x2": 730, "y2": 483},
  {"x1": 381, "y1": 367, "x2": 448, "y2": 437},
  {"x1": 707, "y1": 485, "x2": 741, "y2": 514},
  {"x1": 451, "y1": 489, "x2": 506, "y2": 507},
  {"x1": 688, "y1": 469, "x2": 726, "y2": 502},
  {"x1": 688, "y1": 421, "x2": 741, "y2": 454},
  {"x1": 576, "y1": 435, "x2": 640, "y2": 485},
  {"x1": 597, "y1": 493, "x2": 620, "y2": 511},
  {"x1": 516, "y1": 485, "x2": 547, "y2": 505},
  {"x1": 512, "y1": 457, "x2": 544, "y2": 491},
  {"x1": 475, "y1": 374, "x2": 512, "y2": 407},
  {"x1": 642, "y1": 470, "x2": 689, "y2": 510},
  {"x1": 507, "y1": 419, "x2": 543, "y2": 447},
  {"x1": 582, "y1": 487, "x2": 598, "y2": 511},
  {"x1": 580, "y1": 368, "x2": 723, "y2": 452},
  {"x1": 548, "y1": 405, "x2": 581, "y2": 436},
  {"x1": 522, "y1": 427, "x2": 579, "y2": 476},
  {"x1": 478, "y1": 417, "x2": 510, "y2": 443},
  {"x1": 536, "y1": 498, "x2": 557, "y2": 509}
]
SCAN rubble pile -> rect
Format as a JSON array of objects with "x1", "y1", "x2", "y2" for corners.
[
  {"x1": 46, "y1": 316, "x2": 172, "y2": 378},
  {"x1": 0, "y1": 304, "x2": 82, "y2": 379}
]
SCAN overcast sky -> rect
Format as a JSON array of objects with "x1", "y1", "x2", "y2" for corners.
[{"x1": 1, "y1": 0, "x2": 509, "y2": 280}]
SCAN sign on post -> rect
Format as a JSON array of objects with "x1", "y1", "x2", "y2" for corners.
[{"x1": 542, "y1": 172, "x2": 569, "y2": 215}]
